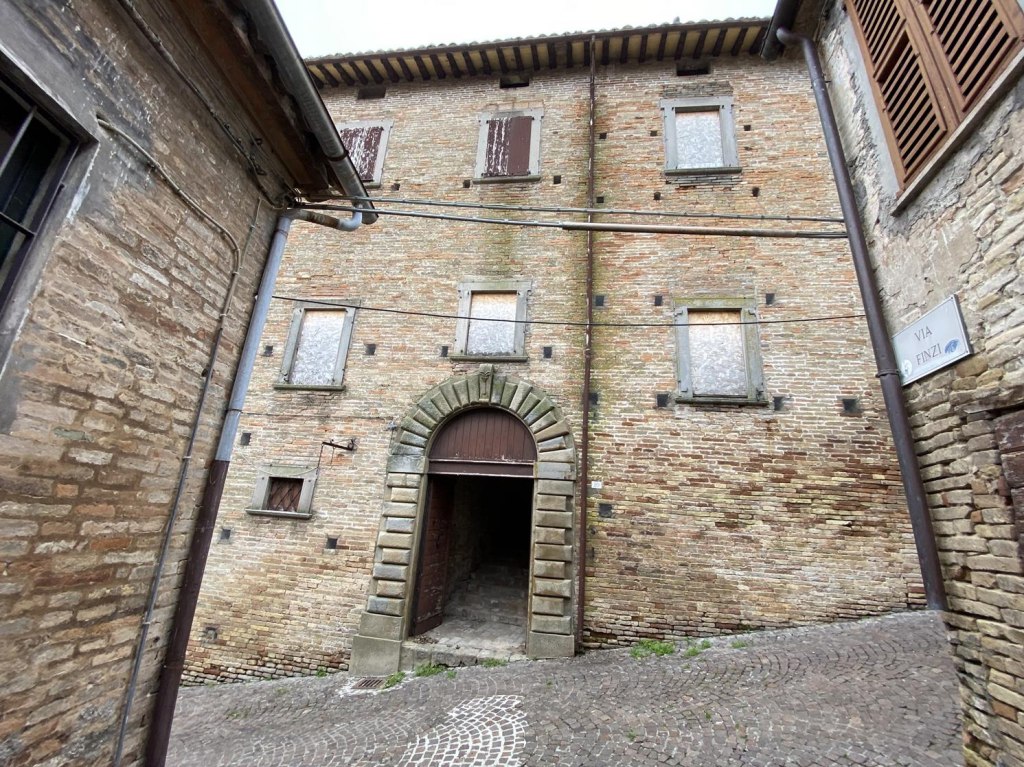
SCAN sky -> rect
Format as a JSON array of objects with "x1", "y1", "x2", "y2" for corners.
[{"x1": 276, "y1": 0, "x2": 778, "y2": 57}]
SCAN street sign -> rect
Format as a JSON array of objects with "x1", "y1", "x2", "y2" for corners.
[{"x1": 892, "y1": 295, "x2": 972, "y2": 385}]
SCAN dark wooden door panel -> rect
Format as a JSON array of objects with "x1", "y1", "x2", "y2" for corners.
[{"x1": 411, "y1": 476, "x2": 455, "y2": 635}]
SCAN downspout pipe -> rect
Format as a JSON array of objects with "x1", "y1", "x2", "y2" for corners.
[
  {"x1": 776, "y1": 28, "x2": 946, "y2": 610},
  {"x1": 144, "y1": 208, "x2": 361, "y2": 766},
  {"x1": 240, "y1": 0, "x2": 377, "y2": 224},
  {"x1": 577, "y1": 36, "x2": 597, "y2": 648}
]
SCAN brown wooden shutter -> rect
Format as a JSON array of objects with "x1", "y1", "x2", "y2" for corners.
[
  {"x1": 337, "y1": 125, "x2": 384, "y2": 182},
  {"x1": 920, "y1": 0, "x2": 1024, "y2": 112},
  {"x1": 848, "y1": 0, "x2": 1024, "y2": 186},
  {"x1": 484, "y1": 115, "x2": 533, "y2": 176},
  {"x1": 848, "y1": 0, "x2": 950, "y2": 184}
]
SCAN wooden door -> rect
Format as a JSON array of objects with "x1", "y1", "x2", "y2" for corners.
[{"x1": 410, "y1": 476, "x2": 455, "y2": 635}]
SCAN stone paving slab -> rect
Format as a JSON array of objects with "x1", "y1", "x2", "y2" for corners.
[{"x1": 168, "y1": 611, "x2": 961, "y2": 767}]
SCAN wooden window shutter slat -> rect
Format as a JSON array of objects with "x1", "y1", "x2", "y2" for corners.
[
  {"x1": 848, "y1": 0, "x2": 951, "y2": 184},
  {"x1": 484, "y1": 117, "x2": 509, "y2": 176},
  {"x1": 919, "y1": 0, "x2": 1024, "y2": 112},
  {"x1": 505, "y1": 116, "x2": 533, "y2": 176},
  {"x1": 337, "y1": 125, "x2": 383, "y2": 182}
]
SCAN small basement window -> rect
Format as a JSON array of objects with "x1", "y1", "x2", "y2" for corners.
[{"x1": 248, "y1": 466, "x2": 317, "y2": 518}]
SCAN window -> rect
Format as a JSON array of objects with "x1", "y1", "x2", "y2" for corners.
[
  {"x1": 1, "y1": 74, "x2": 77, "y2": 314},
  {"x1": 474, "y1": 109, "x2": 542, "y2": 180},
  {"x1": 846, "y1": 0, "x2": 1024, "y2": 186},
  {"x1": 674, "y1": 297, "x2": 765, "y2": 404},
  {"x1": 453, "y1": 280, "x2": 530, "y2": 359},
  {"x1": 248, "y1": 466, "x2": 317, "y2": 518},
  {"x1": 278, "y1": 301, "x2": 356, "y2": 389},
  {"x1": 660, "y1": 97, "x2": 738, "y2": 174},
  {"x1": 335, "y1": 120, "x2": 393, "y2": 186}
]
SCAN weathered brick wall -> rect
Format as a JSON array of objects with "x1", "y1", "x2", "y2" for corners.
[
  {"x1": 186, "y1": 47, "x2": 920, "y2": 681},
  {"x1": 815, "y1": 2, "x2": 1024, "y2": 763},
  {"x1": 0, "y1": 2, "x2": 296, "y2": 764}
]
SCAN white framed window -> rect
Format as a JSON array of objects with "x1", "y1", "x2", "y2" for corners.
[
  {"x1": 335, "y1": 119, "x2": 393, "y2": 186},
  {"x1": 474, "y1": 109, "x2": 542, "y2": 181},
  {"x1": 278, "y1": 300, "x2": 356, "y2": 389},
  {"x1": 247, "y1": 465, "x2": 317, "y2": 519},
  {"x1": 453, "y1": 280, "x2": 531, "y2": 359},
  {"x1": 660, "y1": 97, "x2": 739, "y2": 174},
  {"x1": 674, "y1": 297, "x2": 765, "y2": 404}
]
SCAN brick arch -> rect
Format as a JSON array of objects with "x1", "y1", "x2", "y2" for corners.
[{"x1": 348, "y1": 364, "x2": 577, "y2": 675}]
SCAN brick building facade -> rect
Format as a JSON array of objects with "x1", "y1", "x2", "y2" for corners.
[
  {"x1": 770, "y1": 1, "x2": 1024, "y2": 764},
  {"x1": 186, "y1": 19, "x2": 924, "y2": 682},
  {"x1": 0, "y1": 1, "x2": 369, "y2": 764}
]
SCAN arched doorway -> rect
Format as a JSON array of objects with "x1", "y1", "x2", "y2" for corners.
[
  {"x1": 348, "y1": 366, "x2": 577, "y2": 675},
  {"x1": 410, "y1": 409, "x2": 536, "y2": 640}
]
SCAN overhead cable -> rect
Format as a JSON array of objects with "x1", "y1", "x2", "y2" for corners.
[
  {"x1": 304, "y1": 204, "x2": 847, "y2": 239},
  {"x1": 273, "y1": 294, "x2": 866, "y2": 328},
  {"x1": 333, "y1": 194, "x2": 846, "y2": 224}
]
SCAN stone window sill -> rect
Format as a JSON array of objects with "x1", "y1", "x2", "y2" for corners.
[
  {"x1": 472, "y1": 175, "x2": 541, "y2": 185},
  {"x1": 449, "y1": 354, "x2": 528, "y2": 362},
  {"x1": 665, "y1": 166, "x2": 741, "y2": 177},
  {"x1": 246, "y1": 508, "x2": 313, "y2": 520},
  {"x1": 674, "y1": 393, "x2": 769, "y2": 406},
  {"x1": 274, "y1": 383, "x2": 346, "y2": 392}
]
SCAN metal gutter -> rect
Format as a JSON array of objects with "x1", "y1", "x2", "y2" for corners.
[
  {"x1": 241, "y1": 0, "x2": 377, "y2": 222},
  {"x1": 761, "y1": 0, "x2": 802, "y2": 60},
  {"x1": 774, "y1": 27, "x2": 946, "y2": 610}
]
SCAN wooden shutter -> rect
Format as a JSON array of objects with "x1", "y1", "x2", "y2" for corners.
[
  {"x1": 921, "y1": 0, "x2": 1024, "y2": 112},
  {"x1": 484, "y1": 115, "x2": 533, "y2": 176},
  {"x1": 848, "y1": 0, "x2": 1024, "y2": 186},
  {"x1": 848, "y1": 0, "x2": 949, "y2": 184},
  {"x1": 337, "y1": 124, "x2": 384, "y2": 182}
]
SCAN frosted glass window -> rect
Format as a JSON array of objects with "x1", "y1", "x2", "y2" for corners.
[
  {"x1": 290, "y1": 310, "x2": 346, "y2": 385},
  {"x1": 467, "y1": 292, "x2": 517, "y2": 354},
  {"x1": 675, "y1": 110, "x2": 724, "y2": 169},
  {"x1": 688, "y1": 310, "x2": 746, "y2": 396}
]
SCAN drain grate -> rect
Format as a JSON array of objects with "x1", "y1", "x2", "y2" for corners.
[{"x1": 353, "y1": 677, "x2": 386, "y2": 690}]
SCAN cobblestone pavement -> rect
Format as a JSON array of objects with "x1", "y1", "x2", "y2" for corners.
[{"x1": 168, "y1": 611, "x2": 961, "y2": 766}]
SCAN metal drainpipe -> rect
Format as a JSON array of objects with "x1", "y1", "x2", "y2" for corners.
[
  {"x1": 144, "y1": 208, "x2": 361, "y2": 767},
  {"x1": 776, "y1": 28, "x2": 946, "y2": 610},
  {"x1": 577, "y1": 36, "x2": 597, "y2": 647}
]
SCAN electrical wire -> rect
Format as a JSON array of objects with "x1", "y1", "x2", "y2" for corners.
[
  {"x1": 331, "y1": 194, "x2": 846, "y2": 224},
  {"x1": 273, "y1": 294, "x2": 866, "y2": 328},
  {"x1": 302, "y1": 203, "x2": 847, "y2": 239}
]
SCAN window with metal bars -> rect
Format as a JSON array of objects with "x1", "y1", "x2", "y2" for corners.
[
  {"x1": 335, "y1": 120, "x2": 392, "y2": 186},
  {"x1": 846, "y1": 0, "x2": 1024, "y2": 187},
  {"x1": 248, "y1": 467, "x2": 317, "y2": 518},
  {"x1": 0, "y1": 75, "x2": 77, "y2": 314},
  {"x1": 474, "y1": 109, "x2": 543, "y2": 180}
]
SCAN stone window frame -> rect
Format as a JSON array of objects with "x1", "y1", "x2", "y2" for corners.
[
  {"x1": 276, "y1": 299, "x2": 358, "y2": 391},
  {"x1": 673, "y1": 295, "x2": 766, "y2": 405},
  {"x1": 334, "y1": 119, "x2": 393, "y2": 187},
  {"x1": 659, "y1": 96, "x2": 740, "y2": 175},
  {"x1": 246, "y1": 465, "x2": 317, "y2": 519},
  {"x1": 473, "y1": 108, "x2": 543, "y2": 183},
  {"x1": 452, "y1": 280, "x2": 531, "y2": 362}
]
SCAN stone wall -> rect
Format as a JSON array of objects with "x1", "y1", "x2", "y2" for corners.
[
  {"x1": 186, "y1": 47, "x2": 922, "y2": 682},
  {"x1": 0, "y1": 1, "x2": 297, "y2": 764},
  {"x1": 814, "y1": 1, "x2": 1024, "y2": 763}
]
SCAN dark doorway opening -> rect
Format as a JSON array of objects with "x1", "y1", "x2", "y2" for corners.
[{"x1": 411, "y1": 474, "x2": 532, "y2": 652}]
